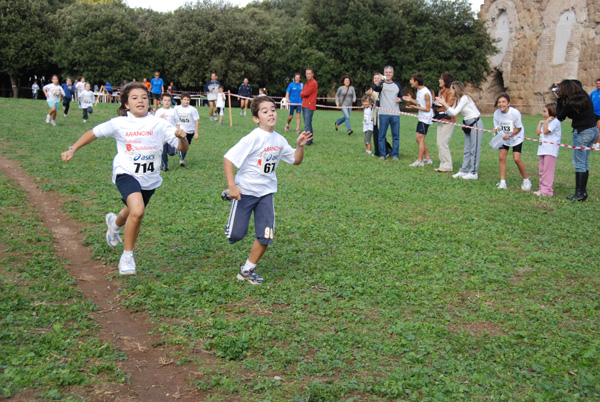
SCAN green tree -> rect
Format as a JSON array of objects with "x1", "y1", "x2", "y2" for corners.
[
  {"x1": 0, "y1": 0, "x2": 54, "y2": 97},
  {"x1": 52, "y1": 2, "x2": 157, "y2": 86}
]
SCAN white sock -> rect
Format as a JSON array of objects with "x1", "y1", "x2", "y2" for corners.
[
  {"x1": 122, "y1": 250, "x2": 133, "y2": 259},
  {"x1": 500, "y1": 180, "x2": 506, "y2": 185},
  {"x1": 111, "y1": 219, "x2": 121, "y2": 232},
  {"x1": 243, "y1": 259, "x2": 257, "y2": 272}
]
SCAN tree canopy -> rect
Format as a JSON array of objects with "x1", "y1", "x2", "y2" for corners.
[{"x1": 1, "y1": 0, "x2": 497, "y2": 97}]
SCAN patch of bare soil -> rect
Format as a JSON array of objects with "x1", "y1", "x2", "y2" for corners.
[{"x1": 0, "y1": 154, "x2": 210, "y2": 401}]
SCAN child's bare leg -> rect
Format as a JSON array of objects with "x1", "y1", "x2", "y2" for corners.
[
  {"x1": 499, "y1": 149, "x2": 508, "y2": 180},
  {"x1": 296, "y1": 113, "x2": 301, "y2": 131},
  {"x1": 513, "y1": 152, "x2": 528, "y2": 179},
  {"x1": 417, "y1": 133, "x2": 427, "y2": 161},
  {"x1": 122, "y1": 193, "x2": 145, "y2": 251},
  {"x1": 248, "y1": 238, "x2": 268, "y2": 265}
]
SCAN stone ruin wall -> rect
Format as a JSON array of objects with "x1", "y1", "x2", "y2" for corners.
[{"x1": 473, "y1": 0, "x2": 600, "y2": 115}]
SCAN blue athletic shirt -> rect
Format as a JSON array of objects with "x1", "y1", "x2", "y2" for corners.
[
  {"x1": 61, "y1": 83, "x2": 75, "y2": 99},
  {"x1": 591, "y1": 89, "x2": 600, "y2": 116},
  {"x1": 150, "y1": 77, "x2": 164, "y2": 94},
  {"x1": 286, "y1": 81, "x2": 303, "y2": 104}
]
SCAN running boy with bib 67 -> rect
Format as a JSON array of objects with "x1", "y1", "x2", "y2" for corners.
[{"x1": 223, "y1": 96, "x2": 312, "y2": 284}]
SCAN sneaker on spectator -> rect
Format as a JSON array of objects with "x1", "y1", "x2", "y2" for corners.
[
  {"x1": 105, "y1": 212, "x2": 122, "y2": 248},
  {"x1": 83, "y1": 119, "x2": 87, "y2": 123},
  {"x1": 118, "y1": 254, "x2": 136, "y2": 275},
  {"x1": 51, "y1": 120, "x2": 56, "y2": 127},
  {"x1": 496, "y1": 182, "x2": 507, "y2": 189},
  {"x1": 236, "y1": 267, "x2": 265, "y2": 285},
  {"x1": 521, "y1": 178, "x2": 532, "y2": 191},
  {"x1": 179, "y1": 159, "x2": 186, "y2": 167},
  {"x1": 423, "y1": 158, "x2": 433, "y2": 165},
  {"x1": 452, "y1": 171, "x2": 467, "y2": 179},
  {"x1": 462, "y1": 173, "x2": 478, "y2": 180},
  {"x1": 409, "y1": 159, "x2": 424, "y2": 167},
  {"x1": 240, "y1": 110, "x2": 243, "y2": 116},
  {"x1": 46, "y1": 114, "x2": 51, "y2": 124},
  {"x1": 285, "y1": 124, "x2": 290, "y2": 131}
]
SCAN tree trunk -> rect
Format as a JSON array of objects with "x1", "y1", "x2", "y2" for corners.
[{"x1": 10, "y1": 75, "x2": 19, "y2": 98}]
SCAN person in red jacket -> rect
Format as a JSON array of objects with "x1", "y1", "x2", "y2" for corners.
[{"x1": 301, "y1": 68, "x2": 318, "y2": 145}]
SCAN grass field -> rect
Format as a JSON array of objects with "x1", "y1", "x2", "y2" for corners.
[{"x1": 1, "y1": 98, "x2": 599, "y2": 401}]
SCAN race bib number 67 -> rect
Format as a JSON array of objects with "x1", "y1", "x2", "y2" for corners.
[{"x1": 258, "y1": 152, "x2": 279, "y2": 176}]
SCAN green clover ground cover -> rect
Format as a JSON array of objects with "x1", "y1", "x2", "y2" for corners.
[
  {"x1": 0, "y1": 172, "x2": 127, "y2": 400},
  {"x1": 0, "y1": 98, "x2": 599, "y2": 401}
]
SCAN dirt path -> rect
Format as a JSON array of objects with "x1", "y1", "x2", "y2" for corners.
[{"x1": 0, "y1": 154, "x2": 205, "y2": 401}]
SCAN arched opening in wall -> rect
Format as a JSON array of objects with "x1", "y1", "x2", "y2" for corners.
[
  {"x1": 488, "y1": 68, "x2": 507, "y2": 93},
  {"x1": 553, "y1": 10, "x2": 576, "y2": 65}
]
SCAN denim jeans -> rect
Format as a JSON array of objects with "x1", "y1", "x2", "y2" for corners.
[
  {"x1": 303, "y1": 107, "x2": 314, "y2": 144},
  {"x1": 336, "y1": 107, "x2": 351, "y2": 131},
  {"x1": 378, "y1": 114, "x2": 400, "y2": 158},
  {"x1": 303, "y1": 107, "x2": 314, "y2": 134},
  {"x1": 572, "y1": 126, "x2": 599, "y2": 172}
]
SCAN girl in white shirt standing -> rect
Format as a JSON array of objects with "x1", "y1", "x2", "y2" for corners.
[
  {"x1": 492, "y1": 93, "x2": 531, "y2": 191},
  {"x1": 60, "y1": 83, "x2": 189, "y2": 275},
  {"x1": 534, "y1": 102, "x2": 561, "y2": 196},
  {"x1": 435, "y1": 81, "x2": 483, "y2": 180},
  {"x1": 43, "y1": 75, "x2": 65, "y2": 127}
]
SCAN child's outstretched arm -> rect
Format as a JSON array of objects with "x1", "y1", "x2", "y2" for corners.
[
  {"x1": 175, "y1": 128, "x2": 189, "y2": 153},
  {"x1": 293, "y1": 131, "x2": 313, "y2": 165},
  {"x1": 61, "y1": 130, "x2": 97, "y2": 162},
  {"x1": 224, "y1": 158, "x2": 242, "y2": 200}
]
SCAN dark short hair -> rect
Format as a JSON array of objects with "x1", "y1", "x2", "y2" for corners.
[
  {"x1": 411, "y1": 73, "x2": 424, "y2": 86},
  {"x1": 494, "y1": 92, "x2": 511, "y2": 107},
  {"x1": 306, "y1": 68, "x2": 314, "y2": 73},
  {"x1": 341, "y1": 75, "x2": 351, "y2": 84},
  {"x1": 251, "y1": 96, "x2": 276, "y2": 117},
  {"x1": 180, "y1": 92, "x2": 191, "y2": 100},
  {"x1": 161, "y1": 93, "x2": 172, "y2": 100}
]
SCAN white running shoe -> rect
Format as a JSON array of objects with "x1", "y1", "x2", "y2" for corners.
[
  {"x1": 452, "y1": 171, "x2": 467, "y2": 178},
  {"x1": 423, "y1": 158, "x2": 433, "y2": 165},
  {"x1": 50, "y1": 120, "x2": 56, "y2": 127},
  {"x1": 46, "y1": 114, "x2": 51, "y2": 124},
  {"x1": 118, "y1": 254, "x2": 136, "y2": 275},
  {"x1": 83, "y1": 119, "x2": 87, "y2": 123},
  {"x1": 409, "y1": 159, "x2": 425, "y2": 167},
  {"x1": 521, "y1": 178, "x2": 532, "y2": 191},
  {"x1": 462, "y1": 173, "x2": 478, "y2": 180},
  {"x1": 105, "y1": 213, "x2": 122, "y2": 248},
  {"x1": 496, "y1": 182, "x2": 507, "y2": 189},
  {"x1": 240, "y1": 110, "x2": 243, "y2": 116},
  {"x1": 179, "y1": 159, "x2": 186, "y2": 167},
  {"x1": 63, "y1": 113, "x2": 67, "y2": 117}
]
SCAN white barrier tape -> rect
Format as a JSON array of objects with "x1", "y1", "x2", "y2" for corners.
[{"x1": 373, "y1": 105, "x2": 599, "y2": 152}]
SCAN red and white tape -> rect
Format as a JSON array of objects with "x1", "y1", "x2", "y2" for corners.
[{"x1": 373, "y1": 105, "x2": 599, "y2": 152}]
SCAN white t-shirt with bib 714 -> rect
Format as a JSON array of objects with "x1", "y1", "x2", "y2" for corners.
[
  {"x1": 537, "y1": 118, "x2": 561, "y2": 158},
  {"x1": 224, "y1": 128, "x2": 296, "y2": 197},
  {"x1": 175, "y1": 105, "x2": 199, "y2": 133},
  {"x1": 93, "y1": 112, "x2": 181, "y2": 190},
  {"x1": 493, "y1": 107, "x2": 524, "y2": 148}
]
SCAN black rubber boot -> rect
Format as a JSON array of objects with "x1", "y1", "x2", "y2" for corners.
[
  {"x1": 567, "y1": 172, "x2": 585, "y2": 201},
  {"x1": 581, "y1": 171, "x2": 589, "y2": 201}
]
